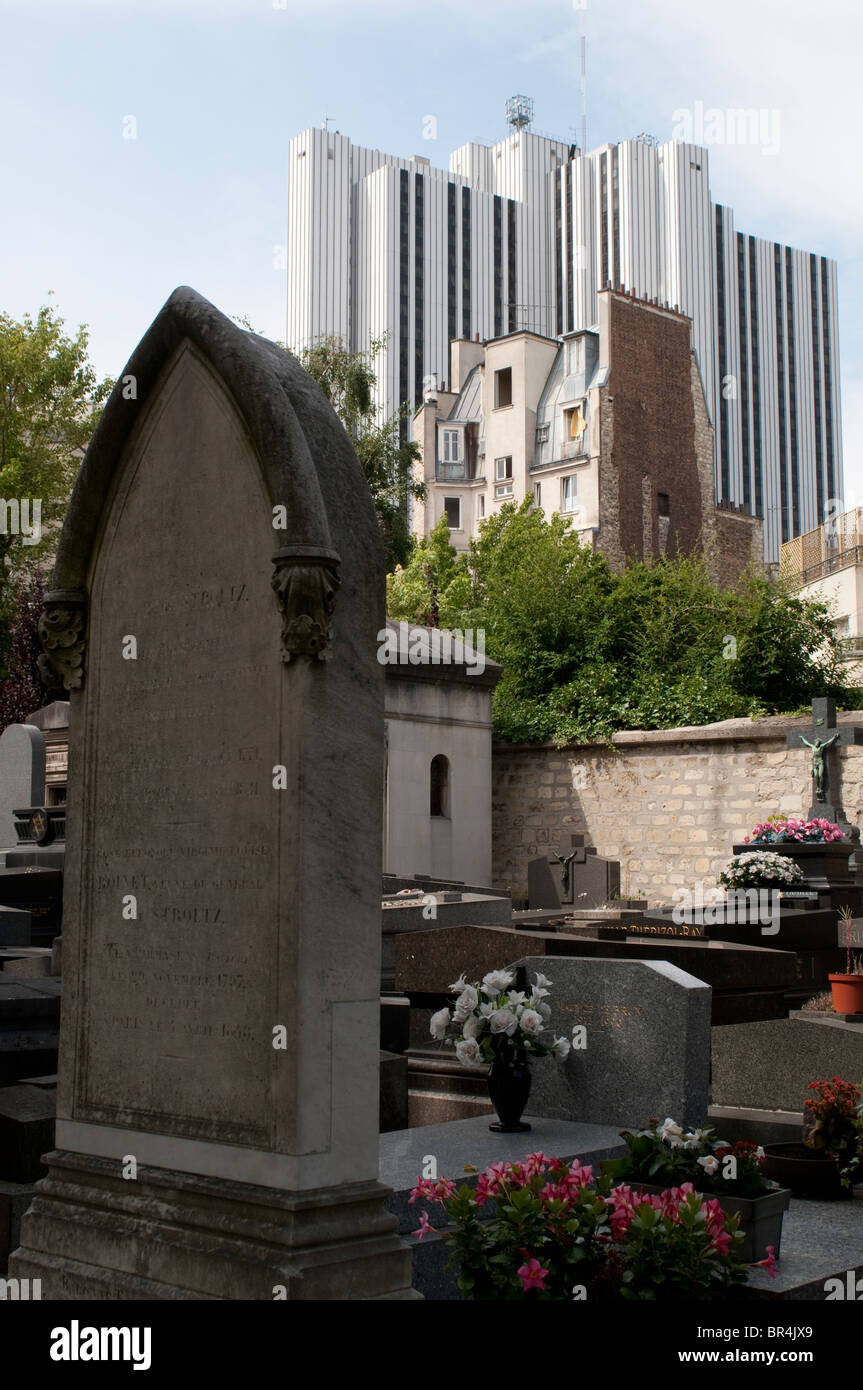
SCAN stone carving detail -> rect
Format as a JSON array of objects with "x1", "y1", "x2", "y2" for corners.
[
  {"x1": 37, "y1": 592, "x2": 87, "y2": 691},
  {"x1": 271, "y1": 548, "x2": 341, "y2": 662}
]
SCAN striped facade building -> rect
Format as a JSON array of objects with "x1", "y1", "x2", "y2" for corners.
[{"x1": 286, "y1": 122, "x2": 843, "y2": 561}]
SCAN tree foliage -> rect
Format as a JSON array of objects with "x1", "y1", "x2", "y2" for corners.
[
  {"x1": 0, "y1": 299, "x2": 112, "y2": 575},
  {"x1": 0, "y1": 299, "x2": 111, "y2": 686},
  {"x1": 0, "y1": 568, "x2": 53, "y2": 733},
  {"x1": 294, "y1": 335, "x2": 424, "y2": 569},
  {"x1": 387, "y1": 501, "x2": 862, "y2": 743}
]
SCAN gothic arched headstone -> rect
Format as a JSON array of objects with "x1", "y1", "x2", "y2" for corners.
[{"x1": 10, "y1": 287, "x2": 414, "y2": 1299}]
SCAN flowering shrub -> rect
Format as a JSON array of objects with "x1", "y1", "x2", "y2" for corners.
[
  {"x1": 605, "y1": 1119, "x2": 771, "y2": 1199},
  {"x1": 718, "y1": 852, "x2": 804, "y2": 889},
  {"x1": 804, "y1": 1077, "x2": 863, "y2": 1188},
  {"x1": 409, "y1": 1154, "x2": 747, "y2": 1300},
  {"x1": 745, "y1": 816, "x2": 844, "y2": 844},
  {"x1": 429, "y1": 969, "x2": 571, "y2": 1066}
]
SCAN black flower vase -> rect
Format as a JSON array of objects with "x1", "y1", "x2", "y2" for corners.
[{"x1": 487, "y1": 1042, "x2": 531, "y2": 1133}]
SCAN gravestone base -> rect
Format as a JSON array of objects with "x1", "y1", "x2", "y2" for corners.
[{"x1": 10, "y1": 1151, "x2": 417, "y2": 1300}]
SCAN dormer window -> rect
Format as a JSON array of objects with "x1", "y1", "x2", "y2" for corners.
[
  {"x1": 441, "y1": 429, "x2": 460, "y2": 462},
  {"x1": 564, "y1": 404, "x2": 586, "y2": 442}
]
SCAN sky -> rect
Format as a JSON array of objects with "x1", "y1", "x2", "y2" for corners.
[{"x1": 1, "y1": 0, "x2": 860, "y2": 506}]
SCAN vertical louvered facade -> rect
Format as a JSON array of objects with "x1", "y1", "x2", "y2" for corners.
[{"x1": 287, "y1": 124, "x2": 843, "y2": 562}]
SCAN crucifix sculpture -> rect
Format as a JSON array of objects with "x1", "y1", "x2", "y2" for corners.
[{"x1": 786, "y1": 698, "x2": 863, "y2": 822}]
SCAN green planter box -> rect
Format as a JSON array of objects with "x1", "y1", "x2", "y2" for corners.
[{"x1": 623, "y1": 1181, "x2": 792, "y2": 1264}]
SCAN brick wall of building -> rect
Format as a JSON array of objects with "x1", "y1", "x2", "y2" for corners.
[
  {"x1": 596, "y1": 293, "x2": 761, "y2": 588},
  {"x1": 492, "y1": 711, "x2": 863, "y2": 902}
]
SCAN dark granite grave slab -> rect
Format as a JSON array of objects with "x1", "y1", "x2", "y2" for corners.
[
  {"x1": 396, "y1": 923, "x2": 799, "y2": 1027},
  {"x1": 0, "y1": 1179, "x2": 35, "y2": 1273},
  {"x1": 0, "y1": 1084, "x2": 55, "y2": 1181},
  {"x1": 379, "y1": 1051, "x2": 408, "y2": 1133},
  {"x1": 0, "y1": 977, "x2": 61, "y2": 1085},
  {"x1": 712, "y1": 1016, "x2": 863, "y2": 1111}
]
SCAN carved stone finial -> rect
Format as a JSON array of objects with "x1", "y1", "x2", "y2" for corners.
[
  {"x1": 271, "y1": 547, "x2": 341, "y2": 662},
  {"x1": 38, "y1": 590, "x2": 87, "y2": 691}
]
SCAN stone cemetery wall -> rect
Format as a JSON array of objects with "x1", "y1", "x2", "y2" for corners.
[{"x1": 493, "y1": 710, "x2": 863, "y2": 902}]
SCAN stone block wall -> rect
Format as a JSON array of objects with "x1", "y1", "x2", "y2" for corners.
[{"x1": 492, "y1": 710, "x2": 863, "y2": 903}]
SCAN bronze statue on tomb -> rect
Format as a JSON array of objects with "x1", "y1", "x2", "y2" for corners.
[{"x1": 800, "y1": 731, "x2": 839, "y2": 802}]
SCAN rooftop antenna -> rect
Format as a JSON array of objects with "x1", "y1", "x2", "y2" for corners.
[
  {"x1": 505, "y1": 95, "x2": 534, "y2": 132},
  {"x1": 322, "y1": 115, "x2": 334, "y2": 131}
]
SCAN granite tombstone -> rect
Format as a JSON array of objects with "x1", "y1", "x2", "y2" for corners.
[
  {"x1": 9, "y1": 288, "x2": 414, "y2": 1300},
  {"x1": 0, "y1": 725, "x2": 45, "y2": 849},
  {"x1": 512, "y1": 954, "x2": 711, "y2": 1129}
]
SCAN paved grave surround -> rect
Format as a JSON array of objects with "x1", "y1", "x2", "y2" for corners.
[{"x1": 8, "y1": 287, "x2": 415, "y2": 1300}]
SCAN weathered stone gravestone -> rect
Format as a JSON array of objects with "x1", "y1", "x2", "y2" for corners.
[
  {"x1": 512, "y1": 955, "x2": 710, "y2": 1129},
  {"x1": 528, "y1": 833, "x2": 620, "y2": 910},
  {"x1": 0, "y1": 725, "x2": 45, "y2": 849},
  {"x1": 9, "y1": 288, "x2": 414, "y2": 1299}
]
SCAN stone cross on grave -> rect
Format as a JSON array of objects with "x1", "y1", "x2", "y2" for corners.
[{"x1": 786, "y1": 697, "x2": 863, "y2": 827}]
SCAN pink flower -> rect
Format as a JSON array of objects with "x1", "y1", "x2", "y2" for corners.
[
  {"x1": 412, "y1": 1210, "x2": 432, "y2": 1241},
  {"x1": 408, "y1": 1176, "x2": 456, "y2": 1206},
  {"x1": 752, "y1": 1245, "x2": 778, "y2": 1278},
  {"x1": 568, "y1": 1161, "x2": 593, "y2": 1188},
  {"x1": 517, "y1": 1256, "x2": 549, "y2": 1292}
]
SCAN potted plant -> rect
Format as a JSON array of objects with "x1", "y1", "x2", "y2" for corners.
[
  {"x1": 763, "y1": 1077, "x2": 863, "y2": 1198},
  {"x1": 829, "y1": 907, "x2": 863, "y2": 1014},
  {"x1": 719, "y1": 850, "x2": 805, "y2": 893},
  {"x1": 601, "y1": 1119, "x2": 791, "y2": 1262},
  {"x1": 409, "y1": 1153, "x2": 751, "y2": 1300},
  {"x1": 429, "y1": 968, "x2": 571, "y2": 1133}
]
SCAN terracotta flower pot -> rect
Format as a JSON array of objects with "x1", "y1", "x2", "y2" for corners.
[
  {"x1": 828, "y1": 974, "x2": 863, "y2": 1014},
  {"x1": 762, "y1": 1143, "x2": 851, "y2": 1200}
]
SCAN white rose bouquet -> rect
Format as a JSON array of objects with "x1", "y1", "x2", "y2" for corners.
[
  {"x1": 718, "y1": 851, "x2": 804, "y2": 890},
  {"x1": 429, "y1": 968, "x2": 571, "y2": 1068}
]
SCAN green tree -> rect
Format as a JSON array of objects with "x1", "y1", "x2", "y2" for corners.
[
  {"x1": 401, "y1": 500, "x2": 862, "y2": 744},
  {"x1": 293, "y1": 335, "x2": 425, "y2": 569},
  {"x1": 0, "y1": 299, "x2": 112, "y2": 680},
  {"x1": 0, "y1": 299, "x2": 112, "y2": 577},
  {"x1": 387, "y1": 514, "x2": 470, "y2": 626}
]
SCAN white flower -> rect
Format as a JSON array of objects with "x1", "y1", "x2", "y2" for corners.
[
  {"x1": 520, "y1": 1009, "x2": 544, "y2": 1034},
  {"x1": 478, "y1": 1001, "x2": 495, "y2": 1019},
  {"x1": 489, "y1": 1007, "x2": 518, "y2": 1036},
  {"x1": 455, "y1": 1038, "x2": 484, "y2": 1067},
  {"x1": 507, "y1": 990, "x2": 527, "y2": 1006},
  {"x1": 534, "y1": 972, "x2": 553, "y2": 988},
  {"x1": 530, "y1": 986, "x2": 550, "y2": 1002},
  {"x1": 482, "y1": 969, "x2": 515, "y2": 997},
  {"x1": 452, "y1": 985, "x2": 479, "y2": 1021},
  {"x1": 551, "y1": 1035, "x2": 571, "y2": 1059},
  {"x1": 429, "y1": 1007, "x2": 451, "y2": 1040},
  {"x1": 756, "y1": 1146, "x2": 765, "y2": 1160},
  {"x1": 448, "y1": 974, "x2": 469, "y2": 994},
  {"x1": 659, "y1": 1118, "x2": 685, "y2": 1147},
  {"x1": 462, "y1": 1015, "x2": 482, "y2": 1039},
  {"x1": 537, "y1": 1002, "x2": 552, "y2": 1022},
  {"x1": 697, "y1": 1154, "x2": 720, "y2": 1175}
]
